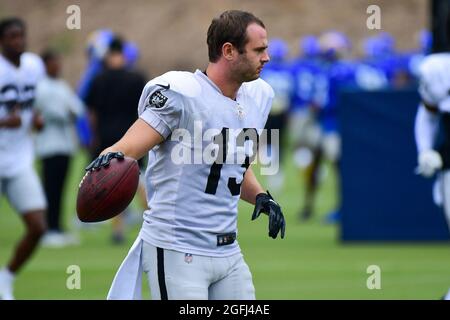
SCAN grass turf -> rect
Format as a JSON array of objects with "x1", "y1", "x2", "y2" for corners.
[{"x1": 1, "y1": 150, "x2": 449, "y2": 299}]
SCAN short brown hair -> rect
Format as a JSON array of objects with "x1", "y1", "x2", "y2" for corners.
[{"x1": 207, "y1": 10, "x2": 265, "y2": 62}]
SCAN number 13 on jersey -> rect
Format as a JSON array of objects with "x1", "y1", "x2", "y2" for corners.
[{"x1": 205, "y1": 127, "x2": 259, "y2": 196}]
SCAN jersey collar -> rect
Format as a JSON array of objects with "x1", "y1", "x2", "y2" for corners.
[{"x1": 194, "y1": 69, "x2": 243, "y2": 102}]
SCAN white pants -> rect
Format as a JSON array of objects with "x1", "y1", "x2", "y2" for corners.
[
  {"x1": 141, "y1": 241, "x2": 255, "y2": 300},
  {"x1": 0, "y1": 166, "x2": 47, "y2": 214}
]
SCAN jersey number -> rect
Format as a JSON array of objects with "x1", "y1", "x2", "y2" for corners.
[{"x1": 205, "y1": 127, "x2": 258, "y2": 196}]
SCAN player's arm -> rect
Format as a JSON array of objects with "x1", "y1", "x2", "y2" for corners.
[
  {"x1": 415, "y1": 102, "x2": 439, "y2": 152},
  {"x1": 242, "y1": 166, "x2": 286, "y2": 239},
  {"x1": 85, "y1": 118, "x2": 164, "y2": 172},
  {"x1": 86, "y1": 82, "x2": 183, "y2": 171},
  {"x1": 415, "y1": 59, "x2": 445, "y2": 177},
  {"x1": 414, "y1": 103, "x2": 442, "y2": 177},
  {"x1": 31, "y1": 111, "x2": 44, "y2": 131},
  {"x1": 240, "y1": 166, "x2": 265, "y2": 204},
  {"x1": 101, "y1": 118, "x2": 163, "y2": 159},
  {"x1": 0, "y1": 106, "x2": 21, "y2": 128}
]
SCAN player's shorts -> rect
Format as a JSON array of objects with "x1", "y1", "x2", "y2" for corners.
[
  {"x1": 289, "y1": 108, "x2": 322, "y2": 149},
  {"x1": 321, "y1": 131, "x2": 341, "y2": 162},
  {"x1": 141, "y1": 241, "x2": 255, "y2": 300},
  {"x1": 0, "y1": 166, "x2": 47, "y2": 214}
]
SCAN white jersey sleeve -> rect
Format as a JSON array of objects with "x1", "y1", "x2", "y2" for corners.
[
  {"x1": 418, "y1": 53, "x2": 450, "y2": 109},
  {"x1": 138, "y1": 71, "x2": 201, "y2": 139},
  {"x1": 138, "y1": 85, "x2": 184, "y2": 139},
  {"x1": 414, "y1": 103, "x2": 440, "y2": 153},
  {"x1": 21, "y1": 52, "x2": 45, "y2": 82}
]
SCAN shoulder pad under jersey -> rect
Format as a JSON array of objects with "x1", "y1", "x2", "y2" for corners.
[
  {"x1": 147, "y1": 71, "x2": 202, "y2": 98},
  {"x1": 21, "y1": 52, "x2": 45, "y2": 78},
  {"x1": 419, "y1": 53, "x2": 450, "y2": 79}
]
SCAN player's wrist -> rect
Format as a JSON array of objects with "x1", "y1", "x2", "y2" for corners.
[{"x1": 256, "y1": 192, "x2": 269, "y2": 200}]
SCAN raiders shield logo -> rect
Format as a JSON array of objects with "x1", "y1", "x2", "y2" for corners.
[{"x1": 148, "y1": 90, "x2": 168, "y2": 109}]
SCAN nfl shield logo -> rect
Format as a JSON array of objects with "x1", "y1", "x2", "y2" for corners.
[
  {"x1": 184, "y1": 253, "x2": 193, "y2": 264},
  {"x1": 236, "y1": 104, "x2": 245, "y2": 120}
]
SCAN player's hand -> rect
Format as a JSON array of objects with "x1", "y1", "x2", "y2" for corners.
[
  {"x1": 85, "y1": 152, "x2": 124, "y2": 171},
  {"x1": 416, "y1": 149, "x2": 443, "y2": 177},
  {"x1": 252, "y1": 191, "x2": 286, "y2": 239},
  {"x1": 0, "y1": 113, "x2": 21, "y2": 128},
  {"x1": 32, "y1": 113, "x2": 44, "y2": 131}
]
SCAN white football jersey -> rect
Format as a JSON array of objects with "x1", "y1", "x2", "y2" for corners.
[
  {"x1": 0, "y1": 53, "x2": 44, "y2": 177},
  {"x1": 418, "y1": 53, "x2": 450, "y2": 113},
  {"x1": 138, "y1": 70, "x2": 274, "y2": 257}
]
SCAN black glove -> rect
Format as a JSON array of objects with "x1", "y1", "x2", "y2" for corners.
[
  {"x1": 252, "y1": 191, "x2": 286, "y2": 239},
  {"x1": 85, "y1": 152, "x2": 124, "y2": 171}
]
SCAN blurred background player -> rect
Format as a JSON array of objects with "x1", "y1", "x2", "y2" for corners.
[
  {"x1": 76, "y1": 29, "x2": 140, "y2": 149},
  {"x1": 293, "y1": 31, "x2": 354, "y2": 222},
  {"x1": 415, "y1": 22, "x2": 450, "y2": 232},
  {"x1": 289, "y1": 35, "x2": 325, "y2": 220},
  {"x1": 85, "y1": 35, "x2": 147, "y2": 244},
  {"x1": 0, "y1": 17, "x2": 47, "y2": 300},
  {"x1": 415, "y1": 9, "x2": 450, "y2": 300},
  {"x1": 298, "y1": 31, "x2": 392, "y2": 223},
  {"x1": 75, "y1": 29, "x2": 114, "y2": 149},
  {"x1": 315, "y1": 31, "x2": 353, "y2": 223},
  {"x1": 260, "y1": 38, "x2": 293, "y2": 191},
  {"x1": 33, "y1": 49, "x2": 85, "y2": 248}
]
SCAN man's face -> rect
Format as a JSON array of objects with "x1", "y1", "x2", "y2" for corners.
[
  {"x1": 0, "y1": 24, "x2": 26, "y2": 57},
  {"x1": 232, "y1": 23, "x2": 270, "y2": 82}
]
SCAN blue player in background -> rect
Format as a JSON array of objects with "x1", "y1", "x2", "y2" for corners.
[
  {"x1": 315, "y1": 31, "x2": 396, "y2": 223},
  {"x1": 291, "y1": 31, "x2": 357, "y2": 222},
  {"x1": 289, "y1": 35, "x2": 327, "y2": 220}
]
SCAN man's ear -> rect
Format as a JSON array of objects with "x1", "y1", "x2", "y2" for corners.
[{"x1": 222, "y1": 42, "x2": 234, "y2": 61}]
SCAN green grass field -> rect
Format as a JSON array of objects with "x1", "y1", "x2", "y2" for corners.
[{"x1": 1, "y1": 150, "x2": 449, "y2": 300}]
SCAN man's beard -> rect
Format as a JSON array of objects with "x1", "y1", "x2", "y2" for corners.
[{"x1": 234, "y1": 64, "x2": 259, "y2": 82}]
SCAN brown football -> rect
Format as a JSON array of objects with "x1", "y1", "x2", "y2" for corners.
[{"x1": 76, "y1": 157, "x2": 140, "y2": 223}]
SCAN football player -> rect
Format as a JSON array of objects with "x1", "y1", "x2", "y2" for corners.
[
  {"x1": 289, "y1": 35, "x2": 326, "y2": 221},
  {"x1": 0, "y1": 18, "x2": 47, "y2": 300},
  {"x1": 415, "y1": 11, "x2": 450, "y2": 301},
  {"x1": 88, "y1": 10, "x2": 286, "y2": 300},
  {"x1": 415, "y1": 26, "x2": 450, "y2": 232}
]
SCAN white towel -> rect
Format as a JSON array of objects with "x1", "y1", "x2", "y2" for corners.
[{"x1": 107, "y1": 235, "x2": 143, "y2": 300}]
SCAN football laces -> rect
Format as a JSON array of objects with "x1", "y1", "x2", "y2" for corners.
[{"x1": 79, "y1": 171, "x2": 90, "y2": 188}]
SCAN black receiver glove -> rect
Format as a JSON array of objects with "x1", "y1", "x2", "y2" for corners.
[
  {"x1": 252, "y1": 191, "x2": 286, "y2": 239},
  {"x1": 85, "y1": 152, "x2": 124, "y2": 171}
]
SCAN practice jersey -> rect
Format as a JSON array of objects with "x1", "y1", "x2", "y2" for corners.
[
  {"x1": 316, "y1": 60, "x2": 358, "y2": 132},
  {"x1": 138, "y1": 70, "x2": 274, "y2": 257},
  {"x1": 0, "y1": 53, "x2": 44, "y2": 178},
  {"x1": 290, "y1": 58, "x2": 325, "y2": 111},
  {"x1": 417, "y1": 53, "x2": 450, "y2": 168},
  {"x1": 418, "y1": 53, "x2": 450, "y2": 113}
]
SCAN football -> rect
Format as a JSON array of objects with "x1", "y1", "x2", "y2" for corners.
[{"x1": 76, "y1": 157, "x2": 140, "y2": 223}]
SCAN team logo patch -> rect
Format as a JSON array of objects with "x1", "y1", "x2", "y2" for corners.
[{"x1": 148, "y1": 90, "x2": 168, "y2": 109}]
